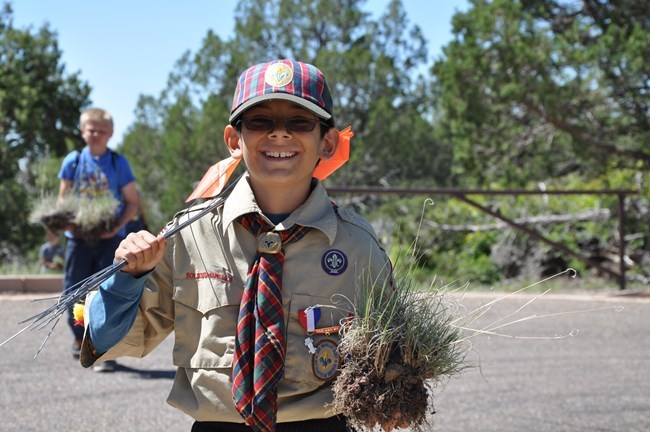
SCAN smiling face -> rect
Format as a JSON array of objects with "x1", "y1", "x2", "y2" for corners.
[{"x1": 225, "y1": 100, "x2": 338, "y2": 211}]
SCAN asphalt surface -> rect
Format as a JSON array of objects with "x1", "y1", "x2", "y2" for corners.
[{"x1": 0, "y1": 289, "x2": 648, "y2": 432}]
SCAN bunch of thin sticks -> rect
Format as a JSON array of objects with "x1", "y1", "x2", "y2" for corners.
[{"x1": 0, "y1": 172, "x2": 243, "y2": 358}]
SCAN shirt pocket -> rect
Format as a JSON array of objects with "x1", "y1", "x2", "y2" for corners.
[
  {"x1": 284, "y1": 293, "x2": 348, "y2": 386},
  {"x1": 172, "y1": 276, "x2": 241, "y2": 369}
]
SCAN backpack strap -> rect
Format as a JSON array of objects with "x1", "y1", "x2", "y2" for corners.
[{"x1": 110, "y1": 150, "x2": 118, "y2": 170}]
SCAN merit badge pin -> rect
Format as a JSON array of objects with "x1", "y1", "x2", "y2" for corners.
[
  {"x1": 299, "y1": 307, "x2": 322, "y2": 333},
  {"x1": 264, "y1": 63, "x2": 293, "y2": 87},
  {"x1": 321, "y1": 249, "x2": 348, "y2": 276},
  {"x1": 312, "y1": 339, "x2": 340, "y2": 381}
]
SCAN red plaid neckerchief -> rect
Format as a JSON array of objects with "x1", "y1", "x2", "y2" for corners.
[{"x1": 232, "y1": 213, "x2": 310, "y2": 432}]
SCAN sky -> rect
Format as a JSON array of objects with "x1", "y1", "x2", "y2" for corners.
[{"x1": 11, "y1": 0, "x2": 469, "y2": 147}]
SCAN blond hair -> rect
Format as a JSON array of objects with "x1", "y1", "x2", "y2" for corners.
[{"x1": 80, "y1": 108, "x2": 114, "y2": 130}]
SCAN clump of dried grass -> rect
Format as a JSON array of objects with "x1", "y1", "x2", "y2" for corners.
[
  {"x1": 329, "y1": 197, "x2": 611, "y2": 432},
  {"x1": 30, "y1": 195, "x2": 77, "y2": 232},
  {"x1": 30, "y1": 191, "x2": 119, "y2": 242},
  {"x1": 331, "y1": 259, "x2": 470, "y2": 432}
]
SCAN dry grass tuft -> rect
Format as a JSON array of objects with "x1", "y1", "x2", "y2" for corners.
[
  {"x1": 331, "y1": 259, "x2": 470, "y2": 432},
  {"x1": 30, "y1": 192, "x2": 119, "y2": 242}
]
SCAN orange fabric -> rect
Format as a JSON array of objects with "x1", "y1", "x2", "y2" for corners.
[
  {"x1": 313, "y1": 126, "x2": 353, "y2": 180},
  {"x1": 185, "y1": 157, "x2": 241, "y2": 202}
]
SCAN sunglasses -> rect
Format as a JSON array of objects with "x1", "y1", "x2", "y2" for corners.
[{"x1": 238, "y1": 116, "x2": 328, "y2": 133}]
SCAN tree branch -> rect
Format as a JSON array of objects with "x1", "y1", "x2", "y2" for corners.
[
  {"x1": 426, "y1": 209, "x2": 611, "y2": 232},
  {"x1": 521, "y1": 100, "x2": 650, "y2": 163}
]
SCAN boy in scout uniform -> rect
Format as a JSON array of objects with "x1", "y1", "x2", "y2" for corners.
[{"x1": 80, "y1": 59, "x2": 393, "y2": 432}]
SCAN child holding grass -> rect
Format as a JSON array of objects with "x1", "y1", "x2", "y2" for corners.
[
  {"x1": 79, "y1": 60, "x2": 394, "y2": 432},
  {"x1": 58, "y1": 108, "x2": 139, "y2": 371}
]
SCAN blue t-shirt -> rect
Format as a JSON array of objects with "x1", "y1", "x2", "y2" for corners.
[
  {"x1": 39, "y1": 241, "x2": 64, "y2": 261},
  {"x1": 39, "y1": 242, "x2": 64, "y2": 272},
  {"x1": 58, "y1": 147, "x2": 136, "y2": 238}
]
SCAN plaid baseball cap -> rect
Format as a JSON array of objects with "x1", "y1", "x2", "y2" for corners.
[{"x1": 229, "y1": 59, "x2": 334, "y2": 124}]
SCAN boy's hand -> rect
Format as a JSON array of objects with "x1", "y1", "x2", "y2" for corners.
[
  {"x1": 100, "y1": 224, "x2": 123, "y2": 239},
  {"x1": 115, "y1": 231, "x2": 166, "y2": 276}
]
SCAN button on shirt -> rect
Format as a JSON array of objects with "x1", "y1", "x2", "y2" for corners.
[{"x1": 83, "y1": 173, "x2": 393, "y2": 424}]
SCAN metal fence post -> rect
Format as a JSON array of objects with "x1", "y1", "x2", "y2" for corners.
[{"x1": 618, "y1": 193, "x2": 627, "y2": 290}]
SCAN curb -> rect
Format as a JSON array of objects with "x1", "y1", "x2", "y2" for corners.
[{"x1": 0, "y1": 275, "x2": 63, "y2": 294}]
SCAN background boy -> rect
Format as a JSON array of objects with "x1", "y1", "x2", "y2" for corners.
[
  {"x1": 58, "y1": 108, "x2": 139, "y2": 371},
  {"x1": 80, "y1": 60, "x2": 393, "y2": 431},
  {"x1": 38, "y1": 230, "x2": 64, "y2": 272}
]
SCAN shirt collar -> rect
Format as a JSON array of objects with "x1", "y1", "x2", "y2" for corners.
[
  {"x1": 222, "y1": 173, "x2": 338, "y2": 245},
  {"x1": 81, "y1": 146, "x2": 110, "y2": 161}
]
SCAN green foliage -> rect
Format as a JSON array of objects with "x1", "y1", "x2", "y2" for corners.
[
  {"x1": 0, "y1": 4, "x2": 89, "y2": 163},
  {"x1": 5, "y1": 0, "x2": 649, "y2": 286},
  {"x1": 0, "y1": 179, "x2": 38, "y2": 264},
  {"x1": 433, "y1": 0, "x2": 650, "y2": 187},
  {"x1": 117, "y1": 0, "x2": 451, "y2": 230},
  {"x1": 0, "y1": 3, "x2": 91, "y2": 262},
  {"x1": 374, "y1": 167, "x2": 648, "y2": 286},
  {"x1": 453, "y1": 232, "x2": 503, "y2": 284},
  {"x1": 29, "y1": 154, "x2": 64, "y2": 196}
]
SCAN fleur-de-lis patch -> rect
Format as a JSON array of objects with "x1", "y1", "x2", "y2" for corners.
[
  {"x1": 321, "y1": 249, "x2": 348, "y2": 276},
  {"x1": 264, "y1": 63, "x2": 293, "y2": 87}
]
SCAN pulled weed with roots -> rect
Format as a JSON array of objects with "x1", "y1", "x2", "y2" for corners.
[
  {"x1": 30, "y1": 192, "x2": 119, "y2": 242},
  {"x1": 331, "y1": 262, "x2": 622, "y2": 431},
  {"x1": 328, "y1": 199, "x2": 623, "y2": 432},
  {"x1": 30, "y1": 195, "x2": 77, "y2": 232},
  {"x1": 331, "y1": 263, "x2": 470, "y2": 432}
]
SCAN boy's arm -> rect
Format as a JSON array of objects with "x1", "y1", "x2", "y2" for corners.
[
  {"x1": 57, "y1": 179, "x2": 73, "y2": 205},
  {"x1": 87, "y1": 270, "x2": 149, "y2": 354},
  {"x1": 119, "y1": 182, "x2": 140, "y2": 230},
  {"x1": 81, "y1": 231, "x2": 168, "y2": 366}
]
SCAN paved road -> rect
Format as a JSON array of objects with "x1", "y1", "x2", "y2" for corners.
[{"x1": 0, "y1": 290, "x2": 648, "y2": 432}]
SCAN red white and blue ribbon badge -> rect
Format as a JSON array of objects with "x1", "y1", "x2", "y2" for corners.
[{"x1": 299, "y1": 307, "x2": 322, "y2": 333}]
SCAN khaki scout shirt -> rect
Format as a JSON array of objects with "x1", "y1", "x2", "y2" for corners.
[{"x1": 88, "y1": 174, "x2": 392, "y2": 423}]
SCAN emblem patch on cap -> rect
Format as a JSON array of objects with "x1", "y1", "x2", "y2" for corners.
[
  {"x1": 321, "y1": 249, "x2": 348, "y2": 276},
  {"x1": 312, "y1": 339, "x2": 340, "y2": 380},
  {"x1": 264, "y1": 63, "x2": 293, "y2": 87}
]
